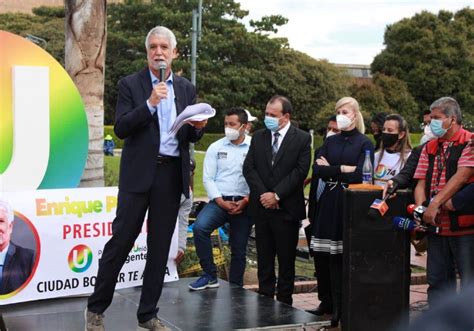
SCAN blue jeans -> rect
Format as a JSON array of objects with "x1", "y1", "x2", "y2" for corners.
[
  {"x1": 193, "y1": 201, "x2": 253, "y2": 286},
  {"x1": 427, "y1": 234, "x2": 474, "y2": 308}
]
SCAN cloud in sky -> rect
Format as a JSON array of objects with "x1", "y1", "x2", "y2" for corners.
[{"x1": 237, "y1": 0, "x2": 473, "y2": 64}]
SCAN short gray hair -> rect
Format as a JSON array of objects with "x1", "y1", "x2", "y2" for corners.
[
  {"x1": 145, "y1": 26, "x2": 177, "y2": 50},
  {"x1": 430, "y1": 97, "x2": 462, "y2": 124},
  {"x1": 0, "y1": 200, "x2": 14, "y2": 223}
]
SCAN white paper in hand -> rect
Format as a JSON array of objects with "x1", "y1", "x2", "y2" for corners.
[{"x1": 169, "y1": 103, "x2": 216, "y2": 135}]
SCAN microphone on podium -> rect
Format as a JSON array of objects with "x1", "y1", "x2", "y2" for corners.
[
  {"x1": 367, "y1": 182, "x2": 399, "y2": 220},
  {"x1": 158, "y1": 60, "x2": 167, "y2": 82}
]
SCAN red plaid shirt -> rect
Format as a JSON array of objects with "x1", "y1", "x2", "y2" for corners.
[{"x1": 414, "y1": 128, "x2": 474, "y2": 236}]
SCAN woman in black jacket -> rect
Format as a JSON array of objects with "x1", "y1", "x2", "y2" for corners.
[{"x1": 308, "y1": 97, "x2": 374, "y2": 327}]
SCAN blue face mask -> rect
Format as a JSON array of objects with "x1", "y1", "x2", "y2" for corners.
[
  {"x1": 430, "y1": 118, "x2": 449, "y2": 137},
  {"x1": 264, "y1": 116, "x2": 280, "y2": 132}
]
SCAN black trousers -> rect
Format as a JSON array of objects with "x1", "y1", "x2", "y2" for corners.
[
  {"x1": 255, "y1": 213, "x2": 299, "y2": 305},
  {"x1": 88, "y1": 160, "x2": 182, "y2": 323},
  {"x1": 313, "y1": 252, "x2": 332, "y2": 309},
  {"x1": 314, "y1": 253, "x2": 342, "y2": 312}
]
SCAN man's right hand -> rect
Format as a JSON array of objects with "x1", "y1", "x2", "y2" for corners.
[
  {"x1": 215, "y1": 198, "x2": 237, "y2": 212},
  {"x1": 148, "y1": 82, "x2": 168, "y2": 107}
]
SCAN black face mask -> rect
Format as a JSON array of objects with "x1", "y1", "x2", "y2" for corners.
[{"x1": 381, "y1": 133, "x2": 399, "y2": 148}]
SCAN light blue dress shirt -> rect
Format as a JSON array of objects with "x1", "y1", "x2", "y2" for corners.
[
  {"x1": 203, "y1": 136, "x2": 251, "y2": 200},
  {"x1": 0, "y1": 244, "x2": 8, "y2": 281},
  {"x1": 146, "y1": 70, "x2": 179, "y2": 156}
]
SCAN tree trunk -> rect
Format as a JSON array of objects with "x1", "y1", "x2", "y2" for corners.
[{"x1": 65, "y1": 0, "x2": 107, "y2": 187}]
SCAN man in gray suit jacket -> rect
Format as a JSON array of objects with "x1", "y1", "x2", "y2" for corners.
[
  {"x1": 243, "y1": 95, "x2": 311, "y2": 305},
  {"x1": 86, "y1": 26, "x2": 206, "y2": 331}
]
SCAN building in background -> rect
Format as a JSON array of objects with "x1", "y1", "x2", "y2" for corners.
[{"x1": 334, "y1": 63, "x2": 372, "y2": 81}]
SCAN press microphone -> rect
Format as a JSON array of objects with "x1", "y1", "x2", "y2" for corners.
[
  {"x1": 407, "y1": 204, "x2": 427, "y2": 222},
  {"x1": 392, "y1": 216, "x2": 441, "y2": 234},
  {"x1": 367, "y1": 182, "x2": 399, "y2": 220},
  {"x1": 392, "y1": 216, "x2": 416, "y2": 231},
  {"x1": 158, "y1": 60, "x2": 167, "y2": 82}
]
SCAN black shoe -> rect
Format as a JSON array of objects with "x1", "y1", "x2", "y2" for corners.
[
  {"x1": 306, "y1": 305, "x2": 333, "y2": 316},
  {"x1": 330, "y1": 306, "x2": 340, "y2": 327}
]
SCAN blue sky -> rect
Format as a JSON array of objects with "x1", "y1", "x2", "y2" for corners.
[{"x1": 237, "y1": 0, "x2": 473, "y2": 64}]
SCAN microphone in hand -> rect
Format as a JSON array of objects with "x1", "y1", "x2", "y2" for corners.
[{"x1": 158, "y1": 60, "x2": 167, "y2": 82}]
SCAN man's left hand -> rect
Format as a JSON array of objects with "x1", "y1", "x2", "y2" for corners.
[
  {"x1": 228, "y1": 199, "x2": 247, "y2": 215},
  {"x1": 423, "y1": 202, "x2": 440, "y2": 226},
  {"x1": 188, "y1": 119, "x2": 208, "y2": 129},
  {"x1": 260, "y1": 192, "x2": 278, "y2": 209},
  {"x1": 443, "y1": 199, "x2": 456, "y2": 211}
]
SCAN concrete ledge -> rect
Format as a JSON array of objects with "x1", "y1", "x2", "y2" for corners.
[{"x1": 244, "y1": 273, "x2": 427, "y2": 294}]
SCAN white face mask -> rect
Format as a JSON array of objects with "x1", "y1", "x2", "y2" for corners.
[
  {"x1": 420, "y1": 124, "x2": 436, "y2": 144},
  {"x1": 326, "y1": 130, "x2": 337, "y2": 139},
  {"x1": 225, "y1": 127, "x2": 242, "y2": 141},
  {"x1": 336, "y1": 114, "x2": 353, "y2": 130}
]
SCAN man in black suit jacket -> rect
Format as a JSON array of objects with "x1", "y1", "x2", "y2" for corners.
[
  {"x1": 0, "y1": 200, "x2": 35, "y2": 295},
  {"x1": 243, "y1": 95, "x2": 311, "y2": 305},
  {"x1": 86, "y1": 26, "x2": 206, "y2": 331}
]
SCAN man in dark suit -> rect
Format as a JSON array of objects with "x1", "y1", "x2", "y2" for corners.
[
  {"x1": 0, "y1": 200, "x2": 35, "y2": 295},
  {"x1": 86, "y1": 26, "x2": 206, "y2": 331},
  {"x1": 243, "y1": 95, "x2": 311, "y2": 305}
]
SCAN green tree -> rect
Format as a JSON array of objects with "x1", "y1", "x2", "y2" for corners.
[
  {"x1": 372, "y1": 8, "x2": 474, "y2": 127},
  {"x1": 349, "y1": 74, "x2": 419, "y2": 131},
  {"x1": 0, "y1": 0, "x2": 351, "y2": 131},
  {"x1": 373, "y1": 74, "x2": 419, "y2": 130}
]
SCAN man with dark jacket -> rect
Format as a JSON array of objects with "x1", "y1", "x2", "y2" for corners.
[
  {"x1": 243, "y1": 95, "x2": 311, "y2": 305},
  {"x1": 0, "y1": 200, "x2": 35, "y2": 295},
  {"x1": 86, "y1": 26, "x2": 206, "y2": 331}
]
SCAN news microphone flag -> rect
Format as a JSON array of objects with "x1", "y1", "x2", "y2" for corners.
[{"x1": 370, "y1": 199, "x2": 389, "y2": 216}]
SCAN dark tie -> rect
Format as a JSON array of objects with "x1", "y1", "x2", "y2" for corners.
[
  {"x1": 272, "y1": 132, "x2": 280, "y2": 163},
  {"x1": 0, "y1": 264, "x2": 3, "y2": 283}
]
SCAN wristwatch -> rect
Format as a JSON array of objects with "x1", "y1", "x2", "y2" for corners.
[{"x1": 274, "y1": 193, "x2": 280, "y2": 201}]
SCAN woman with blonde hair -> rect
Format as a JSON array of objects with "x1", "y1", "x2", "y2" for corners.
[{"x1": 307, "y1": 97, "x2": 374, "y2": 327}]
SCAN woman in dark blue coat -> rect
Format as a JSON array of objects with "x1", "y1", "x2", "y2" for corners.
[{"x1": 308, "y1": 97, "x2": 374, "y2": 327}]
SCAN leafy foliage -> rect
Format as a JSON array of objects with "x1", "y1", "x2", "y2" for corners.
[
  {"x1": 349, "y1": 74, "x2": 419, "y2": 131},
  {"x1": 0, "y1": 0, "x2": 350, "y2": 132},
  {"x1": 372, "y1": 8, "x2": 474, "y2": 128}
]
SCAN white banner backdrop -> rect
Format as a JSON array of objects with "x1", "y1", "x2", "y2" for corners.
[{"x1": 0, "y1": 187, "x2": 179, "y2": 305}]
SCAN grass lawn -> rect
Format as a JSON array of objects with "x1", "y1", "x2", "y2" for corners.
[
  {"x1": 104, "y1": 133, "x2": 422, "y2": 198},
  {"x1": 104, "y1": 152, "x2": 208, "y2": 198}
]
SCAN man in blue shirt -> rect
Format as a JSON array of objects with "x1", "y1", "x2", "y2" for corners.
[
  {"x1": 86, "y1": 26, "x2": 206, "y2": 331},
  {"x1": 189, "y1": 108, "x2": 253, "y2": 290}
]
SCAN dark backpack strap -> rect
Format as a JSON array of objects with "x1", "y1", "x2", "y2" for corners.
[
  {"x1": 445, "y1": 143, "x2": 468, "y2": 180},
  {"x1": 445, "y1": 142, "x2": 473, "y2": 231}
]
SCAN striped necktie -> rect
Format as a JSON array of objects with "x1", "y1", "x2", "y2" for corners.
[
  {"x1": 316, "y1": 179, "x2": 326, "y2": 202},
  {"x1": 272, "y1": 132, "x2": 280, "y2": 163}
]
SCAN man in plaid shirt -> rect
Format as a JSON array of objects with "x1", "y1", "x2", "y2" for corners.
[{"x1": 413, "y1": 97, "x2": 474, "y2": 308}]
